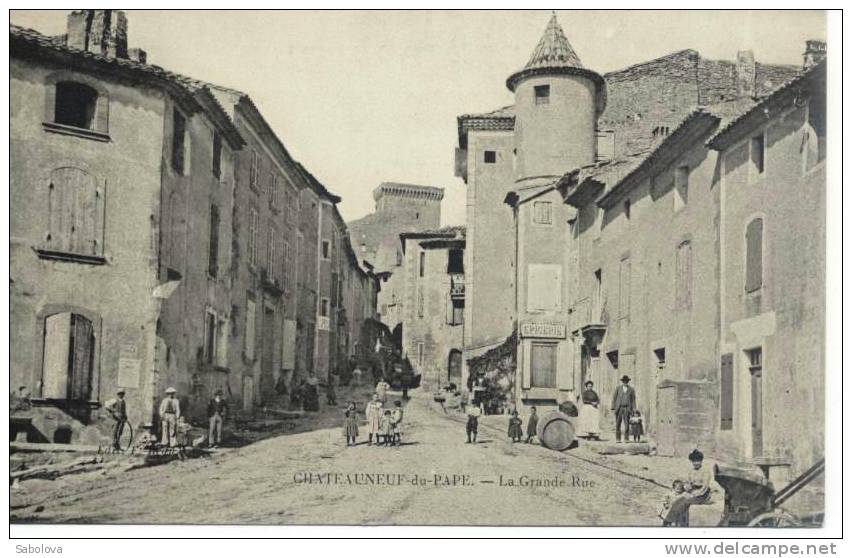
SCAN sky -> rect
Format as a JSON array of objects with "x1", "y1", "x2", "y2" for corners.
[{"x1": 10, "y1": 10, "x2": 826, "y2": 225}]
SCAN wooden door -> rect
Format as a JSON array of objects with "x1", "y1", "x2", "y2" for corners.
[{"x1": 657, "y1": 385, "x2": 676, "y2": 456}]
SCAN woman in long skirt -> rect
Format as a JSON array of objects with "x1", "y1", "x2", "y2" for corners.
[
  {"x1": 577, "y1": 380, "x2": 601, "y2": 439},
  {"x1": 365, "y1": 393, "x2": 383, "y2": 446},
  {"x1": 343, "y1": 402, "x2": 359, "y2": 446}
]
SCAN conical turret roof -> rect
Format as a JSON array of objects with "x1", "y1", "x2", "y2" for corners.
[
  {"x1": 524, "y1": 12, "x2": 585, "y2": 71},
  {"x1": 506, "y1": 12, "x2": 606, "y2": 113}
]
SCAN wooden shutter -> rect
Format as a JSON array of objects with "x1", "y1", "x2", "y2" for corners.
[
  {"x1": 208, "y1": 205, "x2": 220, "y2": 277},
  {"x1": 720, "y1": 353, "x2": 734, "y2": 430},
  {"x1": 676, "y1": 241, "x2": 693, "y2": 310},
  {"x1": 42, "y1": 313, "x2": 72, "y2": 398},
  {"x1": 531, "y1": 343, "x2": 556, "y2": 388},
  {"x1": 47, "y1": 168, "x2": 100, "y2": 255},
  {"x1": 95, "y1": 93, "x2": 109, "y2": 133},
  {"x1": 68, "y1": 314, "x2": 94, "y2": 401},
  {"x1": 745, "y1": 218, "x2": 763, "y2": 293}
]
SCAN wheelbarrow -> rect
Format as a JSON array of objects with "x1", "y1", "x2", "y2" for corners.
[{"x1": 714, "y1": 457, "x2": 824, "y2": 527}]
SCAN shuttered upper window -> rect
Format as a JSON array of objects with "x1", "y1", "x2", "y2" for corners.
[
  {"x1": 533, "y1": 201, "x2": 553, "y2": 224},
  {"x1": 745, "y1": 218, "x2": 764, "y2": 293},
  {"x1": 44, "y1": 167, "x2": 105, "y2": 261}
]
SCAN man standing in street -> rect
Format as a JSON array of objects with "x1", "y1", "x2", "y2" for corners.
[
  {"x1": 610, "y1": 375, "x2": 636, "y2": 443},
  {"x1": 105, "y1": 389, "x2": 128, "y2": 450},
  {"x1": 159, "y1": 387, "x2": 181, "y2": 447},
  {"x1": 207, "y1": 389, "x2": 228, "y2": 448}
]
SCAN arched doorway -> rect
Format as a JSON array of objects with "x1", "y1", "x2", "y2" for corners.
[{"x1": 447, "y1": 349, "x2": 462, "y2": 385}]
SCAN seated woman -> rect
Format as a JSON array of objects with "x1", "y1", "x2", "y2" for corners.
[{"x1": 662, "y1": 449, "x2": 713, "y2": 526}]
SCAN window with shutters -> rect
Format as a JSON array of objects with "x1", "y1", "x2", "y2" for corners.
[
  {"x1": 417, "y1": 342, "x2": 425, "y2": 366},
  {"x1": 171, "y1": 108, "x2": 187, "y2": 175},
  {"x1": 266, "y1": 224, "x2": 279, "y2": 284},
  {"x1": 248, "y1": 207, "x2": 259, "y2": 268},
  {"x1": 419, "y1": 251, "x2": 426, "y2": 277},
  {"x1": 245, "y1": 297, "x2": 256, "y2": 361},
  {"x1": 212, "y1": 131, "x2": 222, "y2": 179},
  {"x1": 805, "y1": 95, "x2": 826, "y2": 170},
  {"x1": 204, "y1": 309, "x2": 218, "y2": 364},
  {"x1": 319, "y1": 298, "x2": 330, "y2": 318},
  {"x1": 321, "y1": 239, "x2": 331, "y2": 260},
  {"x1": 676, "y1": 241, "x2": 693, "y2": 310},
  {"x1": 54, "y1": 82, "x2": 98, "y2": 130},
  {"x1": 530, "y1": 343, "x2": 557, "y2": 388},
  {"x1": 41, "y1": 312, "x2": 96, "y2": 401},
  {"x1": 331, "y1": 272, "x2": 339, "y2": 307},
  {"x1": 269, "y1": 173, "x2": 280, "y2": 210},
  {"x1": 749, "y1": 133, "x2": 765, "y2": 182},
  {"x1": 745, "y1": 218, "x2": 764, "y2": 293},
  {"x1": 42, "y1": 167, "x2": 106, "y2": 263},
  {"x1": 533, "y1": 201, "x2": 553, "y2": 225},
  {"x1": 43, "y1": 75, "x2": 110, "y2": 140},
  {"x1": 527, "y1": 264, "x2": 562, "y2": 312},
  {"x1": 249, "y1": 149, "x2": 260, "y2": 191},
  {"x1": 619, "y1": 257, "x2": 631, "y2": 319},
  {"x1": 208, "y1": 204, "x2": 220, "y2": 277},
  {"x1": 534, "y1": 84, "x2": 550, "y2": 105},
  {"x1": 282, "y1": 239, "x2": 291, "y2": 291},
  {"x1": 720, "y1": 353, "x2": 734, "y2": 430},
  {"x1": 417, "y1": 289, "x2": 425, "y2": 319}
]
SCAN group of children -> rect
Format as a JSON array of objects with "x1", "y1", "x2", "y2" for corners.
[
  {"x1": 503, "y1": 407, "x2": 644, "y2": 443},
  {"x1": 343, "y1": 399, "x2": 404, "y2": 447},
  {"x1": 506, "y1": 407, "x2": 540, "y2": 443}
]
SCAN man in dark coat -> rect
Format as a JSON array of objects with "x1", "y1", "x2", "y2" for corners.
[{"x1": 611, "y1": 375, "x2": 636, "y2": 443}]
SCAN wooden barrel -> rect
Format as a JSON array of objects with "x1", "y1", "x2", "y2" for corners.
[{"x1": 536, "y1": 410, "x2": 576, "y2": 451}]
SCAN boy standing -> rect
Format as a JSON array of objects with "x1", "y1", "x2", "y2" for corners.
[{"x1": 466, "y1": 404, "x2": 481, "y2": 444}]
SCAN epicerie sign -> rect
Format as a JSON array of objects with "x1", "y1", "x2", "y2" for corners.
[{"x1": 520, "y1": 322, "x2": 566, "y2": 339}]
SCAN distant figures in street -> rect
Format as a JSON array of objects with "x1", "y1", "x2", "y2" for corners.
[
  {"x1": 303, "y1": 371, "x2": 320, "y2": 412},
  {"x1": 343, "y1": 401, "x2": 359, "y2": 446},
  {"x1": 159, "y1": 387, "x2": 180, "y2": 447},
  {"x1": 375, "y1": 378, "x2": 390, "y2": 404},
  {"x1": 365, "y1": 393, "x2": 383, "y2": 446},
  {"x1": 207, "y1": 390, "x2": 228, "y2": 448},
  {"x1": 578, "y1": 381, "x2": 601, "y2": 440},
  {"x1": 661, "y1": 449, "x2": 713, "y2": 526},
  {"x1": 465, "y1": 404, "x2": 481, "y2": 443},
  {"x1": 611, "y1": 375, "x2": 636, "y2": 443},
  {"x1": 526, "y1": 406, "x2": 539, "y2": 444},
  {"x1": 508, "y1": 410, "x2": 523, "y2": 443},
  {"x1": 326, "y1": 373, "x2": 338, "y2": 406}
]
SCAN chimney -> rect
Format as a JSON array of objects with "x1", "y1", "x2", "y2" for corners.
[
  {"x1": 65, "y1": 9, "x2": 128, "y2": 59},
  {"x1": 803, "y1": 40, "x2": 827, "y2": 69},
  {"x1": 736, "y1": 50, "x2": 756, "y2": 99}
]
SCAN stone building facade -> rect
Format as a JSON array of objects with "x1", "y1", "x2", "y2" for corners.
[
  {"x1": 347, "y1": 182, "x2": 443, "y2": 333},
  {"x1": 9, "y1": 10, "x2": 378, "y2": 444},
  {"x1": 399, "y1": 227, "x2": 466, "y2": 389},
  {"x1": 457, "y1": 13, "x2": 825, "y2": 478}
]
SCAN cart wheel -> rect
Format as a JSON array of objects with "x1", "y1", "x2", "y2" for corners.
[
  {"x1": 117, "y1": 421, "x2": 134, "y2": 453},
  {"x1": 748, "y1": 509, "x2": 802, "y2": 527}
]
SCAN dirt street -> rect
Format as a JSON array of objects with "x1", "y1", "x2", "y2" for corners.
[{"x1": 11, "y1": 386, "x2": 669, "y2": 526}]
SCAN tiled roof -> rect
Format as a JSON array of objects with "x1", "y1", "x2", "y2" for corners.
[
  {"x1": 707, "y1": 59, "x2": 825, "y2": 150},
  {"x1": 10, "y1": 24, "x2": 244, "y2": 149}
]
